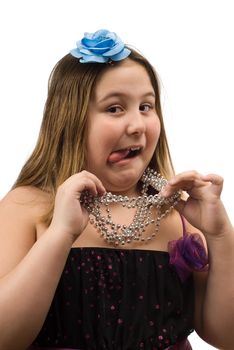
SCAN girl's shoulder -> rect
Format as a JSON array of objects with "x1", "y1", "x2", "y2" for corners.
[
  {"x1": 0, "y1": 185, "x2": 52, "y2": 233},
  {"x1": 1, "y1": 185, "x2": 51, "y2": 213}
]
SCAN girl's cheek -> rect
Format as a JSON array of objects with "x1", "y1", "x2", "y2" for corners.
[{"x1": 148, "y1": 120, "x2": 160, "y2": 137}]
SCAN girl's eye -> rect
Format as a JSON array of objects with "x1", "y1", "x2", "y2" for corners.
[
  {"x1": 139, "y1": 104, "x2": 152, "y2": 112},
  {"x1": 107, "y1": 106, "x2": 123, "y2": 114}
]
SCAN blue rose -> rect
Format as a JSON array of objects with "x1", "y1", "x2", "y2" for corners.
[{"x1": 70, "y1": 29, "x2": 131, "y2": 63}]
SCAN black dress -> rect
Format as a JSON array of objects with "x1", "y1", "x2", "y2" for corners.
[{"x1": 31, "y1": 247, "x2": 195, "y2": 349}]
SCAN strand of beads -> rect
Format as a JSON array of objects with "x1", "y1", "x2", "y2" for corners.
[{"x1": 80, "y1": 168, "x2": 181, "y2": 246}]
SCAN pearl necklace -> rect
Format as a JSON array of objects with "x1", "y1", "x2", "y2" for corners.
[{"x1": 81, "y1": 168, "x2": 181, "y2": 246}]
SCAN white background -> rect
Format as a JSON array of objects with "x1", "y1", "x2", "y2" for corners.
[{"x1": 0, "y1": 1, "x2": 233, "y2": 348}]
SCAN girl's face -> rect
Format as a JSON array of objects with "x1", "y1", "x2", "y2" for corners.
[{"x1": 85, "y1": 59, "x2": 161, "y2": 195}]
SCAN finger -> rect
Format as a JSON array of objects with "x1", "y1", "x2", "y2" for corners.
[
  {"x1": 201, "y1": 173, "x2": 224, "y2": 186},
  {"x1": 67, "y1": 171, "x2": 106, "y2": 196},
  {"x1": 168, "y1": 171, "x2": 202, "y2": 186},
  {"x1": 80, "y1": 171, "x2": 106, "y2": 195},
  {"x1": 161, "y1": 179, "x2": 204, "y2": 198},
  {"x1": 161, "y1": 171, "x2": 206, "y2": 196},
  {"x1": 76, "y1": 178, "x2": 101, "y2": 197},
  {"x1": 200, "y1": 173, "x2": 224, "y2": 196}
]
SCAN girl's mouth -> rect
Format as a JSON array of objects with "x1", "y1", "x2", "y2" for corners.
[{"x1": 107, "y1": 146, "x2": 142, "y2": 164}]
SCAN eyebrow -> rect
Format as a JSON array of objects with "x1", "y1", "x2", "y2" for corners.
[{"x1": 96, "y1": 91, "x2": 156, "y2": 104}]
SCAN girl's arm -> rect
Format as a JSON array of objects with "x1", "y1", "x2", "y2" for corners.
[
  {"x1": 162, "y1": 171, "x2": 234, "y2": 349},
  {"x1": 0, "y1": 171, "x2": 105, "y2": 350}
]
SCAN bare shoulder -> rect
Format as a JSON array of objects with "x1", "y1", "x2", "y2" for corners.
[
  {"x1": 1, "y1": 185, "x2": 50, "y2": 205},
  {"x1": 0, "y1": 186, "x2": 51, "y2": 227},
  {"x1": 0, "y1": 186, "x2": 51, "y2": 277}
]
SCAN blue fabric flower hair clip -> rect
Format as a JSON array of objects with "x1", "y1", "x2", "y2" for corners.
[{"x1": 70, "y1": 29, "x2": 131, "y2": 63}]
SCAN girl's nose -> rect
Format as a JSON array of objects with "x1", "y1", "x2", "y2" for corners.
[{"x1": 126, "y1": 111, "x2": 146, "y2": 135}]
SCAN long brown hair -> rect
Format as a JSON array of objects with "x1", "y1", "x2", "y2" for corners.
[{"x1": 13, "y1": 47, "x2": 175, "y2": 224}]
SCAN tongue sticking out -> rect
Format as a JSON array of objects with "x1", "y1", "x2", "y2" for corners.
[{"x1": 108, "y1": 149, "x2": 130, "y2": 163}]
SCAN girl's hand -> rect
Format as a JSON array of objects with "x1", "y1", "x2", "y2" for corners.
[
  {"x1": 161, "y1": 171, "x2": 232, "y2": 238},
  {"x1": 50, "y1": 171, "x2": 106, "y2": 242}
]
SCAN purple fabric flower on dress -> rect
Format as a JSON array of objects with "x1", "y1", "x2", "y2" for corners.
[
  {"x1": 70, "y1": 29, "x2": 131, "y2": 63},
  {"x1": 168, "y1": 233, "x2": 208, "y2": 282}
]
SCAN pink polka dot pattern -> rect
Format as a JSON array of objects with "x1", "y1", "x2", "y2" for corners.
[{"x1": 32, "y1": 247, "x2": 194, "y2": 349}]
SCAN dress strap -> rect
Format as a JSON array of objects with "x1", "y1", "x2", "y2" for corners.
[{"x1": 180, "y1": 214, "x2": 187, "y2": 236}]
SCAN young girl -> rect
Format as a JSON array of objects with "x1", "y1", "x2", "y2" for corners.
[{"x1": 0, "y1": 29, "x2": 233, "y2": 350}]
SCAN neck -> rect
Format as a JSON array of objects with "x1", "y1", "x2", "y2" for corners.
[{"x1": 110, "y1": 187, "x2": 141, "y2": 198}]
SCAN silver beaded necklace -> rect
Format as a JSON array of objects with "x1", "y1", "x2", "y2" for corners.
[{"x1": 81, "y1": 168, "x2": 181, "y2": 246}]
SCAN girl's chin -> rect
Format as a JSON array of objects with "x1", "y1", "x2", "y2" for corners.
[{"x1": 103, "y1": 173, "x2": 143, "y2": 195}]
